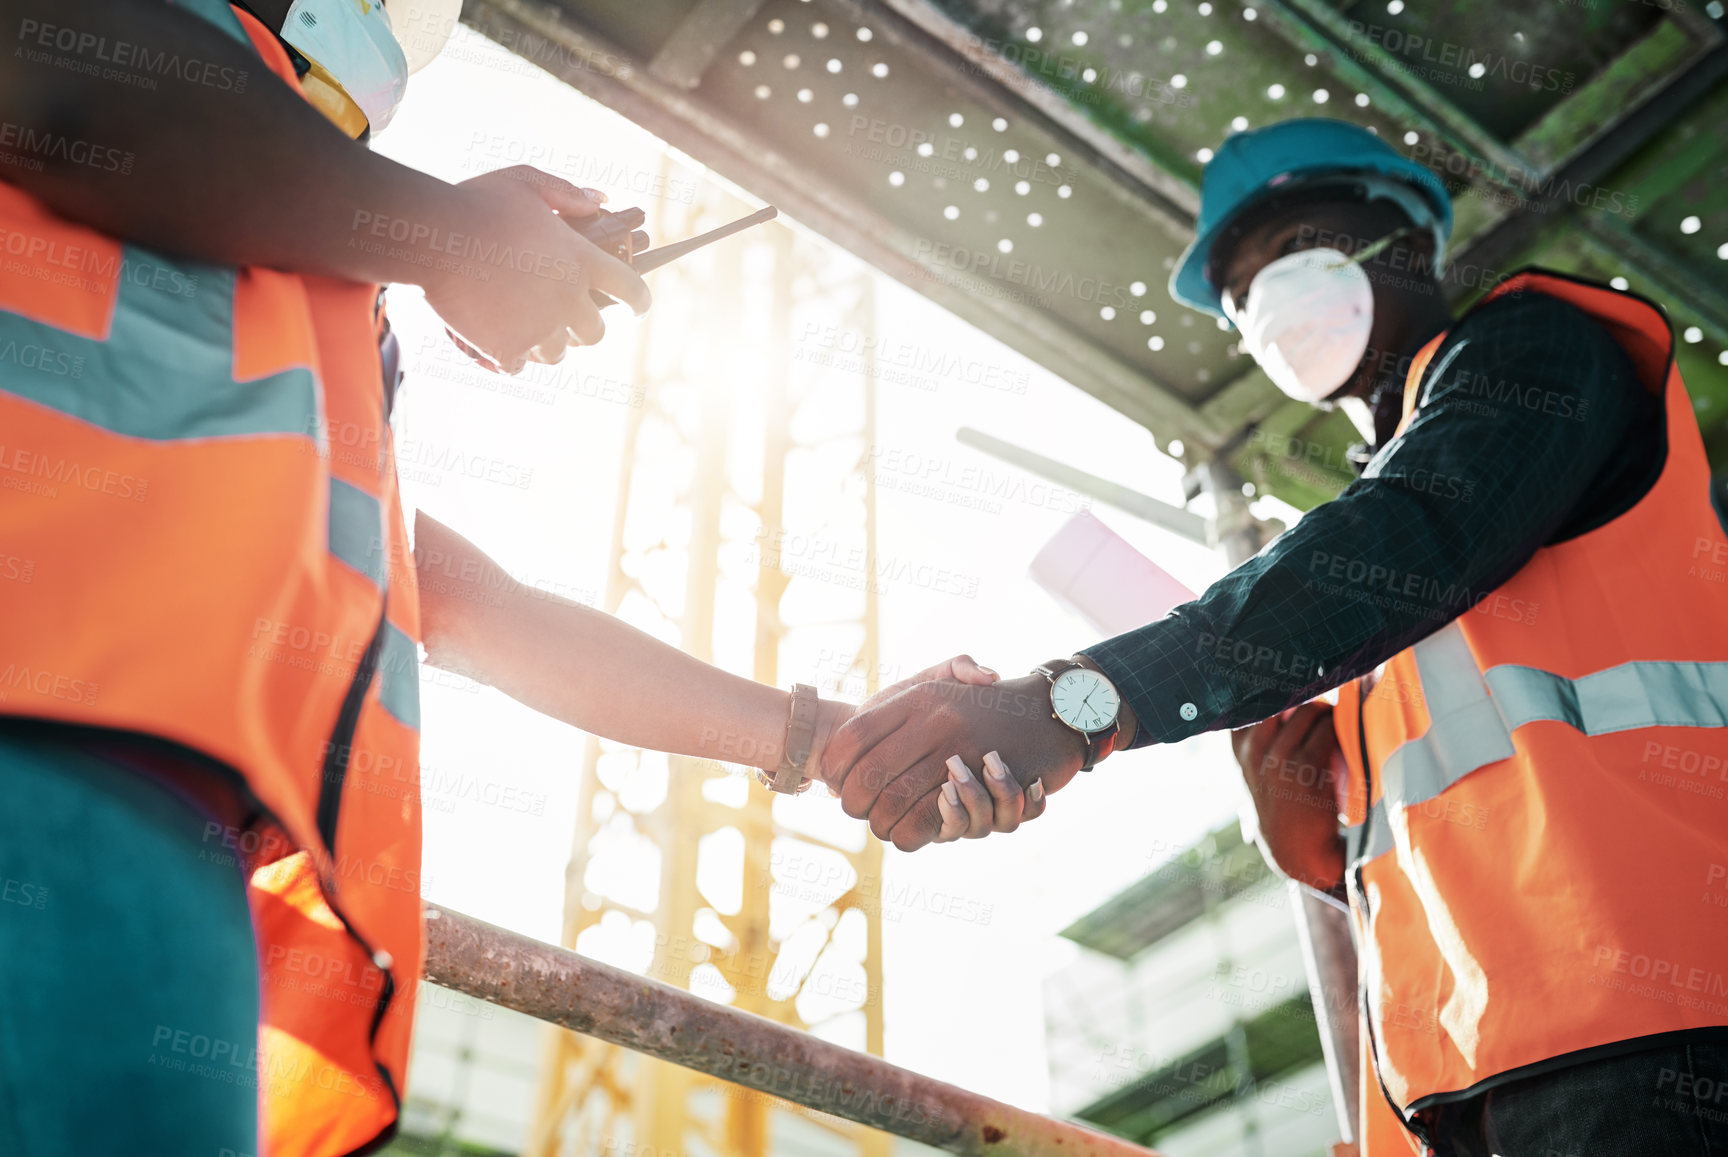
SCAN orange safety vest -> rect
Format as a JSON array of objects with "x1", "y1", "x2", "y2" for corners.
[
  {"x1": 0, "y1": 5, "x2": 422, "y2": 1155},
  {"x1": 1334, "y1": 270, "x2": 1728, "y2": 1153}
]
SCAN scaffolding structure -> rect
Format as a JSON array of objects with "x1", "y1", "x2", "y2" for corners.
[
  {"x1": 456, "y1": 4, "x2": 1728, "y2": 1147},
  {"x1": 429, "y1": 905, "x2": 1165, "y2": 1157},
  {"x1": 458, "y1": 0, "x2": 1728, "y2": 495},
  {"x1": 526, "y1": 176, "x2": 895, "y2": 1157}
]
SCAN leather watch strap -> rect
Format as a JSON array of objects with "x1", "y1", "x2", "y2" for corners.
[
  {"x1": 1080, "y1": 719, "x2": 1121, "y2": 771},
  {"x1": 762, "y1": 683, "x2": 819, "y2": 795}
]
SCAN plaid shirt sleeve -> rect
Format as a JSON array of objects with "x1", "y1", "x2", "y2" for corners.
[{"x1": 1082, "y1": 289, "x2": 1660, "y2": 748}]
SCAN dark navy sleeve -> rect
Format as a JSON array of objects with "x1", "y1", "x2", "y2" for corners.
[{"x1": 1082, "y1": 290, "x2": 1659, "y2": 746}]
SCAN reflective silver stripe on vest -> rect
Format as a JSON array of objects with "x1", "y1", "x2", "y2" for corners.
[
  {"x1": 1347, "y1": 622, "x2": 1509, "y2": 866},
  {"x1": 1348, "y1": 621, "x2": 1728, "y2": 865},
  {"x1": 1379, "y1": 623, "x2": 1517, "y2": 817},
  {"x1": 377, "y1": 621, "x2": 421, "y2": 731},
  {"x1": 0, "y1": 247, "x2": 320, "y2": 441},
  {"x1": 1349, "y1": 799, "x2": 1392, "y2": 863},
  {"x1": 1487, "y1": 661, "x2": 1728, "y2": 734},
  {"x1": 328, "y1": 482, "x2": 416, "y2": 729},
  {"x1": 329, "y1": 478, "x2": 386, "y2": 587}
]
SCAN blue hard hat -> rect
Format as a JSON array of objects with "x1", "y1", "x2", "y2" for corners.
[{"x1": 1169, "y1": 117, "x2": 1454, "y2": 318}]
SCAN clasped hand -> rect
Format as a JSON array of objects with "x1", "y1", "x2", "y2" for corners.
[
  {"x1": 815, "y1": 661, "x2": 1089, "y2": 852},
  {"x1": 423, "y1": 165, "x2": 651, "y2": 374}
]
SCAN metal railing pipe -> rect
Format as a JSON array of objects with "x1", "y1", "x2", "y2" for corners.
[{"x1": 422, "y1": 906, "x2": 1161, "y2": 1157}]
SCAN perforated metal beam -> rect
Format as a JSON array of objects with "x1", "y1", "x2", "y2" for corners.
[
  {"x1": 465, "y1": 0, "x2": 1728, "y2": 482},
  {"x1": 462, "y1": 0, "x2": 1242, "y2": 451},
  {"x1": 650, "y1": 0, "x2": 771, "y2": 87}
]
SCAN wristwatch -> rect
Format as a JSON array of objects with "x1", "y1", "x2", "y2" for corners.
[
  {"x1": 1033, "y1": 658, "x2": 1122, "y2": 771},
  {"x1": 754, "y1": 683, "x2": 819, "y2": 795}
]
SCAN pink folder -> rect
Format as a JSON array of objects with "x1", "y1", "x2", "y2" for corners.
[{"x1": 1029, "y1": 511, "x2": 1198, "y2": 638}]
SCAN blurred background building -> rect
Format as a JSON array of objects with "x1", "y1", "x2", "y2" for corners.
[{"x1": 1044, "y1": 824, "x2": 1334, "y2": 1157}]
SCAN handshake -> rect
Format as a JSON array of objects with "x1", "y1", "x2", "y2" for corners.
[{"x1": 800, "y1": 654, "x2": 1132, "y2": 852}]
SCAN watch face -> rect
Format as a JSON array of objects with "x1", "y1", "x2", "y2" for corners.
[{"x1": 1050, "y1": 667, "x2": 1119, "y2": 733}]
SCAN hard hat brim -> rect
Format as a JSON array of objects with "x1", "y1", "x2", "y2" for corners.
[
  {"x1": 388, "y1": 0, "x2": 462, "y2": 74},
  {"x1": 1169, "y1": 153, "x2": 1453, "y2": 320}
]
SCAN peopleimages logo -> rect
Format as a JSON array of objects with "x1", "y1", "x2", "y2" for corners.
[
  {"x1": 944, "y1": 28, "x2": 1199, "y2": 110},
  {"x1": 864, "y1": 445, "x2": 1088, "y2": 514},
  {"x1": 348, "y1": 210, "x2": 587, "y2": 285},
  {"x1": 910, "y1": 239, "x2": 1136, "y2": 310},
  {"x1": 0, "y1": 663, "x2": 98, "y2": 705},
  {"x1": 1404, "y1": 141, "x2": 1637, "y2": 218},
  {"x1": 15, "y1": 18, "x2": 251, "y2": 92},
  {"x1": 462, "y1": 133, "x2": 700, "y2": 205},
  {"x1": 0, "y1": 226, "x2": 201, "y2": 297},
  {"x1": 1591, "y1": 945, "x2": 1728, "y2": 1001},
  {"x1": 0, "y1": 340, "x2": 82, "y2": 378},
  {"x1": 1344, "y1": 22, "x2": 1575, "y2": 92},
  {"x1": 393, "y1": 434, "x2": 535, "y2": 490},
  {"x1": 797, "y1": 324, "x2": 1032, "y2": 395},
  {"x1": 0, "y1": 121, "x2": 134, "y2": 174},
  {"x1": 844, "y1": 116, "x2": 1073, "y2": 188}
]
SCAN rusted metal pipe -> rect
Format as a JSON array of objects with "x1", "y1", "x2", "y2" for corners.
[{"x1": 422, "y1": 906, "x2": 1161, "y2": 1157}]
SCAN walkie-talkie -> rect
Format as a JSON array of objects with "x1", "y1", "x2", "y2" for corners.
[
  {"x1": 572, "y1": 206, "x2": 649, "y2": 269},
  {"x1": 573, "y1": 204, "x2": 779, "y2": 307},
  {"x1": 444, "y1": 204, "x2": 780, "y2": 370}
]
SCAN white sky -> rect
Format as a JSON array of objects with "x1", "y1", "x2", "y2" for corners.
[{"x1": 377, "y1": 25, "x2": 1281, "y2": 1114}]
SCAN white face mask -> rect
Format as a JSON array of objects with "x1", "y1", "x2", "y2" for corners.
[
  {"x1": 1229, "y1": 227, "x2": 1410, "y2": 404},
  {"x1": 282, "y1": 0, "x2": 409, "y2": 134}
]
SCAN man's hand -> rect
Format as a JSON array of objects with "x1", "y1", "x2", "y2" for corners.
[
  {"x1": 1231, "y1": 702, "x2": 1347, "y2": 892},
  {"x1": 807, "y1": 655, "x2": 999, "y2": 782},
  {"x1": 424, "y1": 166, "x2": 650, "y2": 374},
  {"x1": 820, "y1": 673, "x2": 1087, "y2": 851}
]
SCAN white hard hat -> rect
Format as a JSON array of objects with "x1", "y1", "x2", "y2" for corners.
[
  {"x1": 281, "y1": 0, "x2": 460, "y2": 136},
  {"x1": 389, "y1": 0, "x2": 463, "y2": 74}
]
